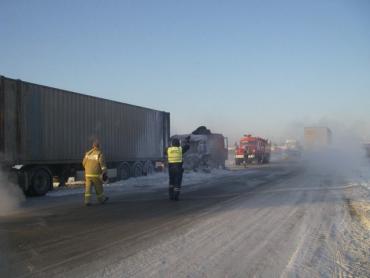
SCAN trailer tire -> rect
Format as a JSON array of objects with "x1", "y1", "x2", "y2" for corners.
[
  {"x1": 118, "y1": 162, "x2": 131, "y2": 180},
  {"x1": 131, "y1": 162, "x2": 143, "y2": 177},
  {"x1": 29, "y1": 167, "x2": 52, "y2": 196}
]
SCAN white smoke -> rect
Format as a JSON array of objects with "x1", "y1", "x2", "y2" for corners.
[
  {"x1": 266, "y1": 116, "x2": 369, "y2": 182},
  {"x1": 0, "y1": 169, "x2": 25, "y2": 215},
  {"x1": 302, "y1": 127, "x2": 368, "y2": 182}
]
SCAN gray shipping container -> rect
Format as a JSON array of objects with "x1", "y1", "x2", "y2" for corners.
[{"x1": 0, "y1": 76, "x2": 170, "y2": 195}]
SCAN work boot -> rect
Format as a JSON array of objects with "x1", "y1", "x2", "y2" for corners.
[
  {"x1": 174, "y1": 191, "x2": 180, "y2": 201},
  {"x1": 169, "y1": 187, "x2": 174, "y2": 200}
]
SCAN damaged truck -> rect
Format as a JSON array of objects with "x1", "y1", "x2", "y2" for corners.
[
  {"x1": 171, "y1": 126, "x2": 228, "y2": 171},
  {"x1": 0, "y1": 76, "x2": 170, "y2": 196}
]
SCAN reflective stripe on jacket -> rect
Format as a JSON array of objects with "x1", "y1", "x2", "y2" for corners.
[
  {"x1": 82, "y1": 147, "x2": 107, "y2": 176},
  {"x1": 85, "y1": 174, "x2": 101, "y2": 178},
  {"x1": 167, "y1": 147, "x2": 183, "y2": 163}
]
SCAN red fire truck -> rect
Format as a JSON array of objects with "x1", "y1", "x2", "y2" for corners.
[{"x1": 234, "y1": 135, "x2": 271, "y2": 165}]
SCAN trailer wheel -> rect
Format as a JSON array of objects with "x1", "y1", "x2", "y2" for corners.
[
  {"x1": 143, "y1": 161, "x2": 154, "y2": 176},
  {"x1": 118, "y1": 163, "x2": 131, "y2": 180},
  {"x1": 29, "y1": 167, "x2": 52, "y2": 196},
  {"x1": 131, "y1": 162, "x2": 143, "y2": 177}
]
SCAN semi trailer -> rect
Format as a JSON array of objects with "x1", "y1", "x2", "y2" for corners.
[{"x1": 0, "y1": 76, "x2": 170, "y2": 196}]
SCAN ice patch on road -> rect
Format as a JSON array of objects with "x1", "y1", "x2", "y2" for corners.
[{"x1": 46, "y1": 169, "x2": 243, "y2": 198}]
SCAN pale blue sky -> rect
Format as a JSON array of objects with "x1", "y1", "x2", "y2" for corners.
[{"x1": 1, "y1": 0, "x2": 370, "y2": 143}]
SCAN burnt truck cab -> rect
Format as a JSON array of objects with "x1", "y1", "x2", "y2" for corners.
[
  {"x1": 235, "y1": 135, "x2": 271, "y2": 165},
  {"x1": 170, "y1": 133, "x2": 228, "y2": 171}
]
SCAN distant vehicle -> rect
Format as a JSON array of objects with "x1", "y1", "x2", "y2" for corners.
[
  {"x1": 284, "y1": 139, "x2": 301, "y2": 150},
  {"x1": 234, "y1": 134, "x2": 270, "y2": 165},
  {"x1": 0, "y1": 76, "x2": 170, "y2": 196},
  {"x1": 304, "y1": 127, "x2": 332, "y2": 150},
  {"x1": 171, "y1": 130, "x2": 228, "y2": 171},
  {"x1": 282, "y1": 139, "x2": 302, "y2": 160}
]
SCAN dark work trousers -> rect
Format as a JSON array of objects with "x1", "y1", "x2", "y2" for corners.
[{"x1": 168, "y1": 163, "x2": 184, "y2": 200}]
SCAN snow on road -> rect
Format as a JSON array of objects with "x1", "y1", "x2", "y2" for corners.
[
  {"x1": 71, "y1": 164, "x2": 370, "y2": 278},
  {"x1": 357, "y1": 164, "x2": 370, "y2": 192},
  {"x1": 47, "y1": 168, "x2": 258, "y2": 198},
  {"x1": 2, "y1": 161, "x2": 370, "y2": 277}
]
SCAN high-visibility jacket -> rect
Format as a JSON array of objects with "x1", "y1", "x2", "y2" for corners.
[
  {"x1": 82, "y1": 147, "x2": 107, "y2": 178},
  {"x1": 167, "y1": 147, "x2": 183, "y2": 163}
]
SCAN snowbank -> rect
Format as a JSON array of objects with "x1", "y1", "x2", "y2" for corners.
[{"x1": 47, "y1": 169, "x2": 242, "y2": 198}]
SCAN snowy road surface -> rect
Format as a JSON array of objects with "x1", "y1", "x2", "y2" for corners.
[{"x1": 1, "y1": 161, "x2": 369, "y2": 277}]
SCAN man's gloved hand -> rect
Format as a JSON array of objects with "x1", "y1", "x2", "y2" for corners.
[{"x1": 102, "y1": 172, "x2": 108, "y2": 183}]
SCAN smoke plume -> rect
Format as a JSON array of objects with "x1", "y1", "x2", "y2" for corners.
[{"x1": 0, "y1": 170, "x2": 25, "y2": 216}]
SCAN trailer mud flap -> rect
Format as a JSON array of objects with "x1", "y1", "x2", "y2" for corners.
[{"x1": 17, "y1": 170, "x2": 29, "y2": 192}]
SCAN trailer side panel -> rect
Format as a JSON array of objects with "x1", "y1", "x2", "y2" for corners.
[{"x1": 1, "y1": 76, "x2": 168, "y2": 165}]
